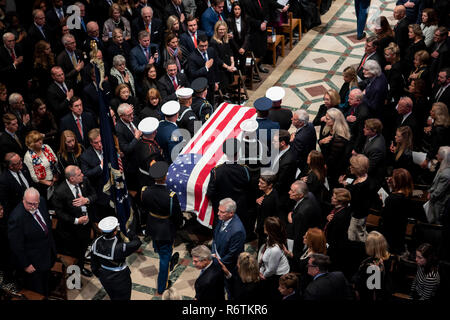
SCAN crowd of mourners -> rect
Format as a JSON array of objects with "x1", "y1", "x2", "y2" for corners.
[{"x1": 0, "y1": 0, "x2": 449, "y2": 302}]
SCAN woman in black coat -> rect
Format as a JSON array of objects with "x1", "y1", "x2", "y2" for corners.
[
  {"x1": 227, "y1": 1, "x2": 250, "y2": 71},
  {"x1": 383, "y1": 42, "x2": 406, "y2": 105},
  {"x1": 388, "y1": 126, "x2": 415, "y2": 175},
  {"x1": 109, "y1": 83, "x2": 142, "y2": 115},
  {"x1": 381, "y1": 168, "x2": 415, "y2": 255},
  {"x1": 313, "y1": 89, "x2": 340, "y2": 140},
  {"x1": 139, "y1": 64, "x2": 160, "y2": 102},
  {"x1": 403, "y1": 24, "x2": 427, "y2": 77}
]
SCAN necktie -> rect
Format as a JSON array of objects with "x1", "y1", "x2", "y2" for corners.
[
  {"x1": 358, "y1": 54, "x2": 368, "y2": 71},
  {"x1": 172, "y1": 77, "x2": 178, "y2": 90},
  {"x1": 70, "y1": 53, "x2": 82, "y2": 82},
  {"x1": 176, "y1": 6, "x2": 181, "y2": 15},
  {"x1": 76, "y1": 117, "x2": 83, "y2": 138},
  {"x1": 81, "y1": 18, "x2": 86, "y2": 32},
  {"x1": 129, "y1": 123, "x2": 136, "y2": 134},
  {"x1": 202, "y1": 52, "x2": 207, "y2": 61},
  {"x1": 257, "y1": 0, "x2": 262, "y2": 8},
  {"x1": 17, "y1": 171, "x2": 28, "y2": 191},
  {"x1": 13, "y1": 134, "x2": 22, "y2": 148},
  {"x1": 436, "y1": 86, "x2": 445, "y2": 101},
  {"x1": 61, "y1": 84, "x2": 67, "y2": 94},
  {"x1": 146, "y1": 24, "x2": 150, "y2": 33},
  {"x1": 145, "y1": 48, "x2": 150, "y2": 61},
  {"x1": 57, "y1": 9, "x2": 64, "y2": 20},
  {"x1": 218, "y1": 14, "x2": 222, "y2": 21},
  {"x1": 38, "y1": 26, "x2": 46, "y2": 39},
  {"x1": 32, "y1": 211, "x2": 48, "y2": 235},
  {"x1": 220, "y1": 221, "x2": 226, "y2": 232},
  {"x1": 75, "y1": 184, "x2": 81, "y2": 197},
  {"x1": 192, "y1": 33, "x2": 197, "y2": 48},
  {"x1": 10, "y1": 49, "x2": 15, "y2": 61}
]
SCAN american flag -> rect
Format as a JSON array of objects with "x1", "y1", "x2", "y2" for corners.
[{"x1": 166, "y1": 103, "x2": 257, "y2": 228}]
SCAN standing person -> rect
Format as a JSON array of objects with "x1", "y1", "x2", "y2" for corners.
[
  {"x1": 266, "y1": 86, "x2": 292, "y2": 131},
  {"x1": 56, "y1": 130, "x2": 84, "y2": 174},
  {"x1": 191, "y1": 245, "x2": 225, "y2": 301},
  {"x1": 313, "y1": 89, "x2": 341, "y2": 140},
  {"x1": 355, "y1": 0, "x2": 370, "y2": 40},
  {"x1": 227, "y1": 2, "x2": 250, "y2": 72},
  {"x1": 290, "y1": 109, "x2": 317, "y2": 175},
  {"x1": 52, "y1": 165, "x2": 97, "y2": 278},
  {"x1": 7, "y1": 187, "x2": 56, "y2": 296},
  {"x1": 191, "y1": 77, "x2": 213, "y2": 123},
  {"x1": 255, "y1": 174, "x2": 279, "y2": 249},
  {"x1": 91, "y1": 216, "x2": 142, "y2": 300},
  {"x1": 257, "y1": 216, "x2": 290, "y2": 301},
  {"x1": 141, "y1": 161, "x2": 183, "y2": 296},
  {"x1": 410, "y1": 243, "x2": 440, "y2": 300},
  {"x1": 180, "y1": 16, "x2": 206, "y2": 54},
  {"x1": 155, "y1": 100, "x2": 184, "y2": 163}
]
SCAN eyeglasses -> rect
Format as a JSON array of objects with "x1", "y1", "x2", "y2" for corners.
[{"x1": 25, "y1": 201, "x2": 40, "y2": 207}]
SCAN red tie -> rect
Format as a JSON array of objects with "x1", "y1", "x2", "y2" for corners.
[
  {"x1": 10, "y1": 49, "x2": 15, "y2": 61},
  {"x1": 358, "y1": 54, "x2": 368, "y2": 71},
  {"x1": 172, "y1": 77, "x2": 178, "y2": 90},
  {"x1": 32, "y1": 211, "x2": 48, "y2": 235},
  {"x1": 76, "y1": 117, "x2": 83, "y2": 138},
  {"x1": 257, "y1": 0, "x2": 262, "y2": 8},
  {"x1": 192, "y1": 33, "x2": 197, "y2": 48},
  {"x1": 218, "y1": 14, "x2": 222, "y2": 21}
]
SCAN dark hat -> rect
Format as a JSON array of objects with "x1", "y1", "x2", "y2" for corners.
[
  {"x1": 222, "y1": 138, "x2": 240, "y2": 157},
  {"x1": 254, "y1": 97, "x2": 272, "y2": 111},
  {"x1": 149, "y1": 161, "x2": 169, "y2": 179},
  {"x1": 191, "y1": 77, "x2": 208, "y2": 92}
]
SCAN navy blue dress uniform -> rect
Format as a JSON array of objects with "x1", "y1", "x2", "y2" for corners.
[
  {"x1": 136, "y1": 117, "x2": 164, "y2": 188},
  {"x1": 191, "y1": 77, "x2": 214, "y2": 123},
  {"x1": 254, "y1": 97, "x2": 280, "y2": 159},
  {"x1": 207, "y1": 138, "x2": 252, "y2": 228},
  {"x1": 176, "y1": 88, "x2": 199, "y2": 138},
  {"x1": 90, "y1": 216, "x2": 142, "y2": 300},
  {"x1": 141, "y1": 162, "x2": 183, "y2": 294},
  {"x1": 266, "y1": 86, "x2": 293, "y2": 130},
  {"x1": 155, "y1": 101, "x2": 184, "y2": 163}
]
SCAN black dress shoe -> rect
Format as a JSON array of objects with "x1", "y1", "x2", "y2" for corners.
[
  {"x1": 81, "y1": 268, "x2": 93, "y2": 277},
  {"x1": 169, "y1": 252, "x2": 179, "y2": 272},
  {"x1": 357, "y1": 32, "x2": 366, "y2": 40},
  {"x1": 258, "y1": 65, "x2": 269, "y2": 73}
]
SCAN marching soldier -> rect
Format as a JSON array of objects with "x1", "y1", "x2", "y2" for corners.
[
  {"x1": 254, "y1": 96, "x2": 280, "y2": 158},
  {"x1": 191, "y1": 77, "x2": 214, "y2": 124},
  {"x1": 155, "y1": 101, "x2": 184, "y2": 163},
  {"x1": 90, "y1": 216, "x2": 142, "y2": 300},
  {"x1": 266, "y1": 86, "x2": 293, "y2": 130},
  {"x1": 141, "y1": 161, "x2": 183, "y2": 296},
  {"x1": 136, "y1": 117, "x2": 164, "y2": 189},
  {"x1": 176, "y1": 87, "x2": 198, "y2": 138}
]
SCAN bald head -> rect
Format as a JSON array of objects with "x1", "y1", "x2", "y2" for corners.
[
  {"x1": 394, "y1": 5, "x2": 406, "y2": 20},
  {"x1": 87, "y1": 21, "x2": 99, "y2": 37},
  {"x1": 141, "y1": 6, "x2": 153, "y2": 24}
]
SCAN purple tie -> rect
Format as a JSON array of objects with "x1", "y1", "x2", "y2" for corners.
[{"x1": 32, "y1": 211, "x2": 48, "y2": 235}]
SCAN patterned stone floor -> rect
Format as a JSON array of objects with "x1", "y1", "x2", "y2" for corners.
[{"x1": 71, "y1": 0, "x2": 398, "y2": 300}]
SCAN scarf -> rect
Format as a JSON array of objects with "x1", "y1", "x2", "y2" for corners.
[
  {"x1": 167, "y1": 46, "x2": 181, "y2": 72},
  {"x1": 110, "y1": 67, "x2": 136, "y2": 96},
  {"x1": 29, "y1": 145, "x2": 57, "y2": 180}
]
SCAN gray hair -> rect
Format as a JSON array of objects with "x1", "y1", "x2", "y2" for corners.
[
  {"x1": 2, "y1": 32, "x2": 14, "y2": 42},
  {"x1": 364, "y1": 60, "x2": 382, "y2": 77},
  {"x1": 294, "y1": 109, "x2": 309, "y2": 123},
  {"x1": 8, "y1": 93, "x2": 22, "y2": 105},
  {"x1": 24, "y1": 187, "x2": 40, "y2": 199},
  {"x1": 65, "y1": 165, "x2": 79, "y2": 180},
  {"x1": 219, "y1": 198, "x2": 237, "y2": 213},
  {"x1": 113, "y1": 55, "x2": 126, "y2": 67},
  {"x1": 117, "y1": 103, "x2": 132, "y2": 116},
  {"x1": 350, "y1": 88, "x2": 363, "y2": 101},
  {"x1": 138, "y1": 30, "x2": 150, "y2": 40},
  {"x1": 191, "y1": 245, "x2": 212, "y2": 261},
  {"x1": 86, "y1": 21, "x2": 99, "y2": 32},
  {"x1": 291, "y1": 180, "x2": 308, "y2": 196},
  {"x1": 62, "y1": 34, "x2": 75, "y2": 45},
  {"x1": 32, "y1": 9, "x2": 45, "y2": 19},
  {"x1": 438, "y1": 146, "x2": 450, "y2": 172},
  {"x1": 74, "y1": 1, "x2": 85, "y2": 9},
  {"x1": 399, "y1": 96, "x2": 413, "y2": 110},
  {"x1": 141, "y1": 6, "x2": 153, "y2": 17}
]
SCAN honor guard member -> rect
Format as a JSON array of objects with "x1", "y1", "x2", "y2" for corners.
[
  {"x1": 254, "y1": 96, "x2": 280, "y2": 158},
  {"x1": 136, "y1": 117, "x2": 164, "y2": 189},
  {"x1": 266, "y1": 86, "x2": 293, "y2": 130},
  {"x1": 238, "y1": 119, "x2": 265, "y2": 242},
  {"x1": 207, "y1": 138, "x2": 252, "y2": 228},
  {"x1": 155, "y1": 101, "x2": 184, "y2": 163},
  {"x1": 90, "y1": 216, "x2": 142, "y2": 300},
  {"x1": 141, "y1": 161, "x2": 183, "y2": 295},
  {"x1": 191, "y1": 77, "x2": 213, "y2": 123},
  {"x1": 176, "y1": 87, "x2": 198, "y2": 138}
]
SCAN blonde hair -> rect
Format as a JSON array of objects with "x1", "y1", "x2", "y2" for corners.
[
  {"x1": 212, "y1": 20, "x2": 229, "y2": 44},
  {"x1": 395, "y1": 126, "x2": 413, "y2": 161},
  {"x1": 432, "y1": 102, "x2": 450, "y2": 127},
  {"x1": 349, "y1": 154, "x2": 369, "y2": 177},
  {"x1": 343, "y1": 66, "x2": 358, "y2": 88},
  {"x1": 237, "y1": 252, "x2": 260, "y2": 283},
  {"x1": 325, "y1": 89, "x2": 341, "y2": 106},
  {"x1": 333, "y1": 188, "x2": 351, "y2": 204},
  {"x1": 25, "y1": 130, "x2": 44, "y2": 150},
  {"x1": 365, "y1": 231, "x2": 390, "y2": 260},
  {"x1": 166, "y1": 15, "x2": 179, "y2": 32},
  {"x1": 324, "y1": 108, "x2": 351, "y2": 140}
]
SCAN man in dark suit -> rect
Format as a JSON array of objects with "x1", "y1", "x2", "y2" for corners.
[
  {"x1": 47, "y1": 66, "x2": 74, "y2": 121},
  {"x1": 0, "y1": 113, "x2": 26, "y2": 160},
  {"x1": 59, "y1": 96, "x2": 97, "y2": 148},
  {"x1": 432, "y1": 68, "x2": 450, "y2": 107},
  {"x1": 52, "y1": 165, "x2": 97, "y2": 277},
  {"x1": 287, "y1": 181, "x2": 322, "y2": 263},
  {"x1": 207, "y1": 138, "x2": 252, "y2": 228},
  {"x1": 429, "y1": 27, "x2": 450, "y2": 82},
  {"x1": 5, "y1": 93, "x2": 31, "y2": 137},
  {"x1": 290, "y1": 110, "x2": 317, "y2": 175},
  {"x1": 165, "y1": 0, "x2": 188, "y2": 32},
  {"x1": 192, "y1": 245, "x2": 225, "y2": 301},
  {"x1": 394, "y1": 96, "x2": 418, "y2": 141},
  {"x1": 347, "y1": 89, "x2": 371, "y2": 152},
  {"x1": 141, "y1": 162, "x2": 183, "y2": 295},
  {"x1": 8, "y1": 187, "x2": 56, "y2": 296},
  {"x1": 82, "y1": 66, "x2": 112, "y2": 118},
  {"x1": 201, "y1": 0, "x2": 226, "y2": 38},
  {"x1": 45, "y1": 0, "x2": 67, "y2": 35},
  {"x1": 82, "y1": 22, "x2": 106, "y2": 56},
  {"x1": 0, "y1": 33, "x2": 26, "y2": 94},
  {"x1": 188, "y1": 33, "x2": 220, "y2": 104},
  {"x1": 131, "y1": 6, "x2": 163, "y2": 47},
  {"x1": 71, "y1": 2, "x2": 90, "y2": 49},
  {"x1": 56, "y1": 34, "x2": 85, "y2": 89},
  {"x1": 130, "y1": 30, "x2": 161, "y2": 79},
  {"x1": 180, "y1": 16, "x2": 206, "y2": 54},
  {"x1": 211, "y1": 198, "x2": 246, "y2": 272},
  {"x1": 362, "y1": 118, "x2": 386, "y2": 188},
  {"x1": 116, "y1": 103, "x2": 142, "y2": 190},
  {"x1": 303, "y1": 254, "x2": 354, "y2": 301},
  {"x1": 158, "y1": 59, "x2": 190, "y2": 103},
  {"x1": 0, "y1": 153, "x2": 33, "y2": 218},
  {"x1": 393, "y1": 5, "x2": 409, "y2": 57},
  {"x1": 356, "y1": 36, "x2": 382, "y2": 82},
  {"x1": 27, "y1": 9, "x2": 52, "y2": 52}
]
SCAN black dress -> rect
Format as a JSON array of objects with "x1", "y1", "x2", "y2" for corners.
[
  {"x1": 256, "y1": 189, "x2": 280, "y2": 248},
  {"x1": 57, "y1": 151, "x2": 83, "y2": 176},
  {"x1": 325, "y1": 206, "x2": 352, "y2": 273},
  {"x1": 230, "y1": 276, "x2": 264, "y2": 302},
  {"x1": 227, "y1": 15, "x2": 250, "y2": 71},
  {"x1": 209, "y1": 38, "x2": 234, "y2": 90},
  {"x1": 345, "y1": 178, "x2": 375, "y2": 219},
  {"x1": 110, "y1": 95, "x2": 142, "y2": 115},
  {"x1": 320, "y1": 134, "x2": 351, "y2": 189}
]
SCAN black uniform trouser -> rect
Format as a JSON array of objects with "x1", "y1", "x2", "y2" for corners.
[{"x1": 98, "y1": 267, "x2": 132, "y2": 300}]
